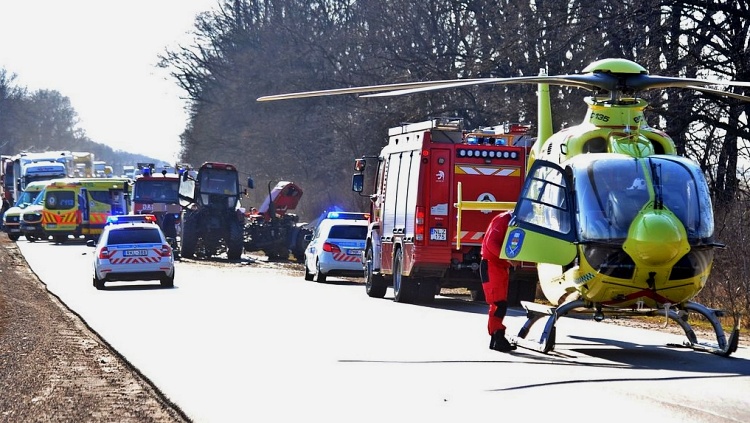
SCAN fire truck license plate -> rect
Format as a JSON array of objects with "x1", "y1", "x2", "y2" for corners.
[
  {"x1": 430, "y1": 228, "x2": 447, "y2": 241},
  {"x1": 124, "y1": 249, "x2": 148, "y2": 257}
]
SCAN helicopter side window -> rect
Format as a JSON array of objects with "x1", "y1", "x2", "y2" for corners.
[{"x1": 519, "y1": 166, "x2": 571, "y2": 234}]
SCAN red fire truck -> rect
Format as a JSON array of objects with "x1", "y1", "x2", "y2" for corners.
[
  {"x1": 132, "y1": 163, "x2": 182, "y2": 240},
  {"x1": 352, "y1": 118, "x2": 537, "y2": 304}
]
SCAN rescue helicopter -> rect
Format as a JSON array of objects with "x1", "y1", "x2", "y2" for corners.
[{"x1": 258, "y1": 58, "x2": 750, "y2": 357}]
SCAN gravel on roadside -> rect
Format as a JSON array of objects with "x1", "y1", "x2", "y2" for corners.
[{"x1": 0, "y1": 236, "x2": 191, "y2": 422}]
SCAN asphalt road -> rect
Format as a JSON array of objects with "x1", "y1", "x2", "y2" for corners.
[{"x1": 18, "y1": 239, "x2": 750, "y2": 423}]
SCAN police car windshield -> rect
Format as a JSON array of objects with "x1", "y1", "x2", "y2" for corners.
[
  {"x1": 107, "y1": 227, "x2": 162, "y2": 245},
  {"x1": 328, "y1": 225, "x2": 367, "y2": 240}
]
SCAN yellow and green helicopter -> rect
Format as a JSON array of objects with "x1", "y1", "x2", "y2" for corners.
[{"x1": 258, "y1": 58, "x2": 750, "y2": 356}]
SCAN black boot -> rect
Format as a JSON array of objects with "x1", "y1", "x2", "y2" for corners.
[{"x1": 489, "y1": 330, "x2": 516, "y2": 352}]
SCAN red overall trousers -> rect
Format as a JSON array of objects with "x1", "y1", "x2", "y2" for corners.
[{"x1": 480, "y1": 211, "x2": 512, "y2": 335}]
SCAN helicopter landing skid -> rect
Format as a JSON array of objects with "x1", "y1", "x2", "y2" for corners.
[
  {"x1": 509, "y1": 300, "x2": 740, "y2": 357},
  {"x1": 664, "y1": 301, "x2": 739, "y2": 357}
]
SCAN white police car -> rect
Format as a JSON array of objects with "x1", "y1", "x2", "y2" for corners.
[
  {"x1": 303, "y1": 212, "x2": 369, "y2": 282},
  {"x1": 88, "y1": 215, "x2": 175, "y2": 289}
]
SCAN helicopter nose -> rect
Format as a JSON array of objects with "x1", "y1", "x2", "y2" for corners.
[{"x1": 623, "y1": 210, "x2": 690, "y2": 266}]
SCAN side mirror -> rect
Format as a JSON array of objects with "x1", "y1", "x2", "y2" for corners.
[
  {"x1": 304, "y1": 234, "x2": 313, "y2": 242},
  {"x1": 352, "y1": 174, "x2": 364, "y2": 193},
  {"x1": 86, "y1": 239, "x2": 96, "y2": 247},
  {"x1": 182, "y1": 171, "x2": 189, "y2": 182},
  {"x1": 247, "y1": 177, "x2": 254, "y2": 189},
  {"x1": 354, "y1": 158, "x2": 366, "y2": 171}
]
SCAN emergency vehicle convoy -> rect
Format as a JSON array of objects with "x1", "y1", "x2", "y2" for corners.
[
  {"x1": 40, "y1": 177, "x2": 131, "y2": 243},
  {"x1": 352, "y1": 118, "x2": 537, "y2": 304}
]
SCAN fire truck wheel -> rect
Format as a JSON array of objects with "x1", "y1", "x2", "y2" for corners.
[
  {"x1": 303, "y1": 258, "x2": 314, "y2": 281},
  {"x1": 417, "y1": 279, "x2": 437, "y2": 303},
  {"x1": 7, "y1": 234, "x2": 20, "y2": 241},
  {"x1": 53, "y1": 235, "x2": 67, "y2": 244},
  {"x1": 393, "y1": 248, "x2": 417, "y2": 303},
  {"x1": 313, "y1": 260, "x2": 327, "y2": 283},
  {"x1": 364, "y1": 244, "x2": 387, "y2": 298},
  {"x1": 26, "y1": 235, "x2": 37, "y2": 242}
]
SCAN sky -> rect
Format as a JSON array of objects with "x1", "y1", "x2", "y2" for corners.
[{"x1": 0, "y1": 0, "x2": 220, "y2": 163}]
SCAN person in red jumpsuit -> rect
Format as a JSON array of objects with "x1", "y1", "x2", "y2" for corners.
[{"x1": 480, "y1": 210, "x2": 516, "y2": 352}]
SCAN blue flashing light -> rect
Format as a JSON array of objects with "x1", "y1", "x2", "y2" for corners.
[
  {"x1": 106, "y1": 214, "x2": 157, "y2": 225},
  {"x1": 326, "y1": 211, "x2": 370, "y2": 220}
]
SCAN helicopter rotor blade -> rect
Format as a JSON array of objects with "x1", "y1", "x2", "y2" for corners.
[
  {"x1": 686, "y1": 85, "x2": 750, "y2": 102},
  {"x1": 258, "y1": 71, "x2": 750, "y2": 102},
  {"x1": 256, "y1": 79, "x2": 488, "y2": 101},
  {"x1": 361, "y1": 75, "x2": 598, "y2": 98}
]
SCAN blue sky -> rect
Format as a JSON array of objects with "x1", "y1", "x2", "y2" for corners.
[{"x1": 0, "y1": 0, "x2": 219, "y2": 163}]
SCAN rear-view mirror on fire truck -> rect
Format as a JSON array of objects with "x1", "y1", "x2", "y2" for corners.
[
  {"x1": 351, "y1": 174, "x2": 364, "y2": 193},
  {"x1": 354, "y1": 158, "x2": 366, "y2": 172}
]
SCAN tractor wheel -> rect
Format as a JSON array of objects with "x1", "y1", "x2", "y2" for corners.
[
  {"x1": 227, "y1": 221, "x2": 244, "y2": 260},
  {"x1": 181, "y1": 216, "x2": 198, "y2": 258}
]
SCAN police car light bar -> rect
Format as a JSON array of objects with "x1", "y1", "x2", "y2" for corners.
[{"x1": 106, "y1": 214, "x2": 157, "y2": 225}]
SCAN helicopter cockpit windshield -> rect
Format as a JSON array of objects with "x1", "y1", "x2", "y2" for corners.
[{"x1": 573, "y1": 155, "x2": 713, "y2": 242}]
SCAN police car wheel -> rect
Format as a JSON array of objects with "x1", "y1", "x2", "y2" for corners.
[
  {"x1": 303, "y1": 259, "x2": 314, "y2": 281},
  {"x1": 314, "y1": 260, "x2": 327, "y2": 283},
  {"x1": 93, "y1": 276, "x2": 105, "y2": 290}
]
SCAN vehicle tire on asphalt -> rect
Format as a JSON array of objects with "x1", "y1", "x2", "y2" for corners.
[
  {"x1": 417, "y1": 278, "x2": 437, "y2": 303},
  {"x1": 8, "y1": 233, "x2": 20, "y2": 241},
  {"x1": 181, "y1": 216, "x2": 197, "y2": 258},
  {"x1": 304, "y1": 259, "x2": 314, "y2": 281},
  {"x1": 313, "y1": 259, "x2": 327, "y2": 283},
  {"x1": 392, "y1": 247, "x2": 417, "y2": 303},
  {"x1": 364, "y1": 244, "x2": 387, "y2": 298},
  {"x1": 160, "y1": 271, "x2": 175, "y2": 288},
  {"x1": 227, "y1": 221, "x2": 243, "y2": 260},
  {"x1": 93, "y1": 275, "x2": 105, "y2": 290}
]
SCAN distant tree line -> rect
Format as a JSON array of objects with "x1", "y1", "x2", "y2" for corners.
[
  {"x1": 0, "y1": 69, "x2": 161, "y2": 174},
  {"x1": 162, "y1": 0, "x2": 750, "y2": 321}
]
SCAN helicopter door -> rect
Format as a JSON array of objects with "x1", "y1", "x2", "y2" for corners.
[{"x1": 500, "y1": 160, "x2": 577, "y2": 265}]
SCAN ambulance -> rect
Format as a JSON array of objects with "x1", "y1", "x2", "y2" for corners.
[
  {"x1": 2, "y1": 181, "x2": 50, "y2": 241},
  {"x1": 41, "y1": 178, "x2": 130, "y2": 243}
]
